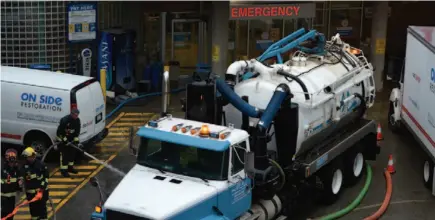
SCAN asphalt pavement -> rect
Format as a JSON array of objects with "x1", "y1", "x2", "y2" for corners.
[{"x1": 7, "y1": 87, "x2": 435, "y2": 219}]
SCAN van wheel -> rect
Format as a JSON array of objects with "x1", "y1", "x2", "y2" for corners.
[
  {"x1": 388, "y1": 102, "x2": 401, "y2": 133},
  {"x1": 317, "y1": 159, "x2": 344, "y2": 205},
  {"x1": 343, "y1": 147, "x2": 365, "y2": 186},
  {"x1": 423, "y1": 159, "x2": 434, "y2": 190},
  {"x1": 24, "y1": 131, "x2": 54, "y2": 162}
]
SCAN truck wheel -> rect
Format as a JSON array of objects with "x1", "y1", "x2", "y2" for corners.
[
  {"x1": 388, "y1": 102, "x2": 401, "y2": 133},
  {"x1": 423, "y1": 159, "x2": 434, "y2": 190},
  {"x1": 24, "y1": 131, "x2": 54, "y2": 162},
  {"x1": 318, "y1": 160, "x2": 344, "y2": 205},
  {"x1": 343, "y1": 147, "x2": 365, "y2": 186}
]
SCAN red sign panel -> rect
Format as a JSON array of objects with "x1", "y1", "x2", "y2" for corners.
[{"x1": 229, "y1": 3, "x2": 315, "y2": 20}]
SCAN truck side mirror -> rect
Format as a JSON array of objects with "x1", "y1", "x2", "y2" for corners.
[{"x1": 244, "y1": 151, "x2": 255, "y2": 178}]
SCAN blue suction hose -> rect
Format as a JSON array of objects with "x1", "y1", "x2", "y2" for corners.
[{"x1": 105, "y1": 88, "x2": 186, "y2": 120}]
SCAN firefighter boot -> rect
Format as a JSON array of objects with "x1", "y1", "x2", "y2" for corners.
[
  {"x1": 68, "y1": 165, "x2": 78, "y2": 174},
  {"x1": 60, "y1": 170, "x2": 70, "y2": 178}
]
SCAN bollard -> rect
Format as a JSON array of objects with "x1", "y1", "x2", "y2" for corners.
[
  {"x1": 164, "y1": 65, "x2": 170, "y2": 106},
  {"x1": 100, "y1": 69, "x2": 107, "y2": 103}
]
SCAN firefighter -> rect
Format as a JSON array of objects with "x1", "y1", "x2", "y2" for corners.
[
  {"x1": 1, "y1": 149, "x2": 21, "y2": 220},
  {"x1": 56, "y1": 108, "x2": 81, "y2": 177},
  {"x1": 21, "y1": 147, "x2": 49, "y2": 220}
]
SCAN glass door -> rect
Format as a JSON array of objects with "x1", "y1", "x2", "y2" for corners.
[{"x1": 170, "y1": 19, "x2": 207, "y2": 78}]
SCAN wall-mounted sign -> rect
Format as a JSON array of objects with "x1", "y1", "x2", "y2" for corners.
[
  {"x1": 336, "y1": 19, "x2": 353, "y2": 37},
  {"x1": 67, "y1": 3, "x2": 97, "y2": 42},
  {"x1": 212, "y1": 45, "x2": 220, "y2": 62},
  {"x1": 229, "y1": 3, "x2": 316, "y2": 20},
  {"x1": 375, "y1": 38, "x2": 386, "y2": 55},
  {"x1": 81, "y1": 48, "x2": 92, "y2": 77}
]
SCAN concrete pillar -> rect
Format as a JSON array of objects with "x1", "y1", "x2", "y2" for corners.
[
  {"x1": 211, "y1": 1, "x2": 229, "y2": 77},
  {"x1": 370, "y1": 2, "x2": 389, "y2": 92}
]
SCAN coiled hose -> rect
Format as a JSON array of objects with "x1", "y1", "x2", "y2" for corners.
[{"x1": 315, "y1": 162, "x2": 372, "y2": 220}]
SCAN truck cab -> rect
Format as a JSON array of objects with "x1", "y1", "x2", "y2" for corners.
[{"x1": 91, "y1": 116, "x2": 255, "y2": 220}]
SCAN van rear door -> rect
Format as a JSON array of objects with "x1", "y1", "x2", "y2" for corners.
[
  {"x1": 74, "y1": 84, "x2": 96, "y2": 142},
  {"x1": 88, "y1": 81, "x2": 106, "y2": 134}
]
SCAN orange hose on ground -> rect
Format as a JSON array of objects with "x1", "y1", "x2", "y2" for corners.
[
  {"x1": 1, "y1": 191, "x2": 43, "y2": 220},
  {"x1": 363, "y1": 170, "x2": 393, "y2": 220}
]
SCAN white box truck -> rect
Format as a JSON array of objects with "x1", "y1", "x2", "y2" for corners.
[
  {"x1": 389, "y1": 26, "x2": 435, "y2": 195},
  {"x1": 1, "y1": 66, "x2": 108, "y2": 156}
]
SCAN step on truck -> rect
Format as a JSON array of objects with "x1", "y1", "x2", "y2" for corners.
[
  {"x1": 388, "y1": 26, "x2": 435, "y2": 195},
  {"x1": 91, "y1": 28, "x2": 380, "y2": 219}
]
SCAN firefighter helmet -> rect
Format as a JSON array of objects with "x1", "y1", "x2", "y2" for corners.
[{"x1": 22, "y1": 147, "x2": 36, "y2": 157}]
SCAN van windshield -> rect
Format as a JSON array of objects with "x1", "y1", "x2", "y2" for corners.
[{"x1": 137, "y1": 137, "x2": 229, "y2": 180}]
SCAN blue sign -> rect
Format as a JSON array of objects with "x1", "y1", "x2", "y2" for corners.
[
  {"x1": 67, "y1": 3, "x2": 97, "y2": 42},
  {"x1": 20, "y1": 93, "x2": 63, "y2": 112},
  {"x1": 97, "y1": 31, "x2": 113, "y2": 89}
]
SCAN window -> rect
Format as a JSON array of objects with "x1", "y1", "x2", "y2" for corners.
[
  {"x1": 137, "y1": 137, "x2": 229, "y2": 180},
  {"x1": 231, "y1": 141, "x2": 247, "y2": 176}
]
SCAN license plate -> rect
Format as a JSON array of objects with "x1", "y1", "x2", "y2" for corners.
[{"x1": 95, "y1": 113, "x2": 102, "y2": 124}]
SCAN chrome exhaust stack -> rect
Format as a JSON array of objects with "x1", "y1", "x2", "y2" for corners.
[{"x1": 161, "y1": 70, "x2": 169, "y2": 116}]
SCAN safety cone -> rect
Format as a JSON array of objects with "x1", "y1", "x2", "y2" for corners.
[
  {"x1": 377, "y1": 123, "x2": 384, "y2": 141},
  {"x1": 387, "y1": 154, "x2": 396, "y2": 174}
]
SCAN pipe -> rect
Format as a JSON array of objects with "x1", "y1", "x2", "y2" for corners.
[
  {"x1": 363, "y1": 170, "x2": 393, "y2": 220},
  {"x1": 161, "y1": 71, "x2": 169, "y2": 116},
  {"x1": 226, "y1": 60, "x2": 249, "y2": 78},
  {"x1": 276, "y1": 70, "x2": 310, "y2": 101},
  {"x1": 258, "y1": 28, "x2": 307, "y2": 61},
  {"x1": 257, "y1": 84, "x2": 290, "y2": 130},
  {"x1": 254, "y1": 84, "x2": 291, "y2": 170},
  {"x1": 216, "y1": 79, "x2": 260, "y2": 118},
  {"x1": 316, "y1": 162, "x2": 373, "y2": 220}
]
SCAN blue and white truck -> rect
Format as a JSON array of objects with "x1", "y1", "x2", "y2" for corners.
[{"x1": 91, "y1": 28, "x2": 381, "y2": 219}]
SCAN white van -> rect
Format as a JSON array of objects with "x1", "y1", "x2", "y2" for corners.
[{"x1": 1, "y1": 66, "x2": 108, "y2": 155}]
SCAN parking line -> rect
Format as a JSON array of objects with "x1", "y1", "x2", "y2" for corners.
[
  {"x1": 119, "y1": 117, "x2": 150, "y2": 122},
  {"x1": 53, "y1": 171, "x2": 91, "y2": 176},
  {"x1": 96, "y1": 142, "x2": 126, "y2": 147},
  {"x1": 74, "y1": 165, "x2": 98, "y2": 170},
  {"x1": 109, "y1": 127, "x2": 131, "y2": 131},
  {"x1": 103, "y1": 137, "x2": 130, "y2": 141},
  {"x1": 124, "y1": 112, "x2": 154, "y2": 116},
  {"x1": 113, "y1": 122, "x2": 145, "y2": 127},
  {"x1": 108, "y1": 132, "x2": 131, "y2": 137},
  {"x1": 49, "y1": 191, "x2": 69, "y2": 196},
  {"x1": 49, "y1": 178, "x2": 85, "y2": 183},
  {"x1": 14, "y1": 214, "x2": 32, "y2": 219},
  {"x1": 48, "y1": 184, "x2": 78, "y2": 189}
]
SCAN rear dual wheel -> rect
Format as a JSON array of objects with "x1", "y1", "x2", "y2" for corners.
[
  {"x1": 317, "y1": 147, "x2": 365, "y2": 205},
  {"x1": 343, "y1": 147, "x2": 365, "y2": 186},
  {"x1": 317, "y1": 160, "x2": 344, "y2": 205}
]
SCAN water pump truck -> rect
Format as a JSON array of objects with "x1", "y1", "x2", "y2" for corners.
[{"x1": 91, "y1": 28, "x2": 380, "y2": 220}]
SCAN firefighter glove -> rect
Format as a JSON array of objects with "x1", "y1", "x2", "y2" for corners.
[{"x1": 73, "y1": 137, "x2": 79, "y2": 143}]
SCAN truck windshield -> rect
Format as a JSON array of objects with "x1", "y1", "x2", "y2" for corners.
[{"x1": 136, "y1": 137, "x2": 229, "y2": 181}]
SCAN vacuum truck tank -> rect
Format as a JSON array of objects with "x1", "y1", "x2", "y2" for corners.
[
  {"x1": 184, "y1": 28, "x2": 379, "y2": 203},
  {"x1": 222, "y1": 30, "x2": 376, "y2": 161}
]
